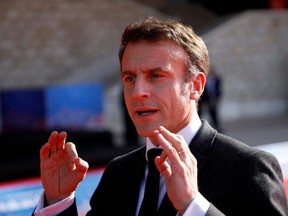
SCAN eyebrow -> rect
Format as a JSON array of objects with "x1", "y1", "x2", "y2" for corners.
[
  {"x1": 147, "y1": 67, "x2": 171, "y2": 77},
  {"x1": 148, "y1": 67, "x2": 164, "y2": 73},
  {"x1": 123, "y1": 67, "x2": 168, "y2": 74},
  {"x1": 121, "y1": 66, "x2": 171, "y2": 80}
]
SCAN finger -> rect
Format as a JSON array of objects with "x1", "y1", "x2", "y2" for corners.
[
  {"x1": 156, "y1": 132, "x2": 181, "y2": 162},
  {"x1": 153, "y1": 129, "x2": 168, "y2": 162},
  {"x1": 158, "y1": 127, "x2": 197, "y2": 166},
  {"x1": 159, "y1": 149, "x2": 168, "y2": 163},
  {"x1": 156, "y1": 130, "x2": 191, "y2": 167},
  {"x1": 155, "y1": 156, "x2": 171, "y2": 178},
  {"x1": 65, "y1": 142, "x2": 78, "y2": 162},
  {"x1": 48, "y1": 131, "x2": 59, "y2": 153},
  {"x1": 159, "y1": 126, "x2": 189, "y2": 152},
  {"x1": 57, "y1": 131, "x2": 67, "y2": 151},
  {"x1": 40, "y1": 143, "x2": 50, "y2": 160}
]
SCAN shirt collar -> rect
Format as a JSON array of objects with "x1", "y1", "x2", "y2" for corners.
[{"x1": 145, "y1": 114, "x2": 202, "y2": 160}]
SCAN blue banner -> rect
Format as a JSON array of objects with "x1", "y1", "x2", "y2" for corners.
[
  {"x1": 45, "y1": 83, "x2": 104, "y2": 131},
  {"x1": 1, "y1": 89, "x2": 45, "y2": 131}
]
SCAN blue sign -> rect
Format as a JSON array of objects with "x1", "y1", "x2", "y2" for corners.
[
  {"x1": 44, "y1": 82, "x2": 104, "y2": 131},
  {"x1": 0, "y1": 89, "x2": 45, "y2": 131}
]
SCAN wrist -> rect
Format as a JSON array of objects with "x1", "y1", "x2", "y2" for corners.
[
  {"x1": 177, "y1": 191, "x2": 198, "y2": 215},
  {"x1": 44, "y1": 193, "x2": 73, "y2": 206}
]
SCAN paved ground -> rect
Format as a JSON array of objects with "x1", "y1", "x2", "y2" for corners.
[{"x1": 219, "y1": 113, "x2": 288, "y2": 147}]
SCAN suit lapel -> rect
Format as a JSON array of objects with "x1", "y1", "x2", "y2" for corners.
[
  {"x1": 189, "y1": 120, "x2": 217, "y2": 172},
  {"x1": 126, "y1": 146, "x2": 147, "y2": 216}
]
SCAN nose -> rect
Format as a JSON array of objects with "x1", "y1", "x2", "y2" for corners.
[{"x1": 132, "y1": 76, "x2": 150, "y2": 100}]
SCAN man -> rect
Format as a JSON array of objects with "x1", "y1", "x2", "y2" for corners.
[{"x1": 34, "y1": 17, "x2": 288, "y2": 216}]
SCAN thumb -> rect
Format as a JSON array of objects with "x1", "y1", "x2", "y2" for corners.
[
  {"x1": 65, "y1": 142, "x2": 89, "y2": 181},
  {"x1": 74, "y1": 157, "x2": 89, "y2": 181},
  {"x1": 65, "y1": 142, "x2": 78, "y2": 162},
  {"x1": 74, "y1": 157, "x2": 89, "y2": 177}
]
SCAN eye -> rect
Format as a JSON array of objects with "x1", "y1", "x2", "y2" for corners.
[
  {"x1": 123, "y1": 75, "x2": 135, "y2": 83},
  {"x1": 149, "y1": 73, "x2": 162, "y2": 79}
]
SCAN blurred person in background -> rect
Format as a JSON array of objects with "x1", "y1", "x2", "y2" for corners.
[
  {"x1": 33, "y1": 17, "x2": 288, "y2": 216},
  {"x1": 198, "y1": 68, "x2": 222, "y2": 130}
]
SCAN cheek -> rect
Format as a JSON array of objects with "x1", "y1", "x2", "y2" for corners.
[
  {"x1": 172, "y1": 88, "x2": 191, "y2": 113},
  {"x1": 124, "y1": 87, "x2": 132, "y2": 102},
  {"x1": 164, "y1": 93, "x2": 185, "y2": 116},
  {"x1": 123, "y1": 93, "x2": 132, "y2": 111},
  {"x1": 125, "y1": 99, "x2": 133, "y2": 113}
]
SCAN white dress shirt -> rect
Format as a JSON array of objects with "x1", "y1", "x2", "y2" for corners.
[{"x1": 34, "y1": 114, "x2": 210, "y2": 216}]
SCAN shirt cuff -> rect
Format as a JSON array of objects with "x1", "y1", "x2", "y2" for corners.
[
  {"x1": 34, "y1": 191, "x2": 75, "y2": 216},
  {"x1": 177, "y1": 192, "x2": 210, "y2": 216}
]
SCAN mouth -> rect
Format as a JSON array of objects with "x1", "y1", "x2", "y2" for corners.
[{"x1": 136, "y1": 109, "x2": 158, "y2": 116}]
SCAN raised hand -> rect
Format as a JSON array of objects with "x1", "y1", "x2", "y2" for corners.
[
  {"x1": 154, "y1": 126, "x2": 198, "y2": 215},
  {"x1": 40, "y1": 131, "x2": 89, "y2": 205}
]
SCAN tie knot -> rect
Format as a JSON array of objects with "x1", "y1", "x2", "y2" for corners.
[{"x1": 147, "y1": 148, "x2": 162, "y2": 167}]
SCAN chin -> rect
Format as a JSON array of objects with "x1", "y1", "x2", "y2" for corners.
[{"x1": 136, "y1": 128, "x2": 156, "y2": 138}]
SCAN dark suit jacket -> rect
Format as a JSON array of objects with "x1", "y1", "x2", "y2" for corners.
[{"x1": 56, "y1": 121, "x2": 288, "y2": 216}]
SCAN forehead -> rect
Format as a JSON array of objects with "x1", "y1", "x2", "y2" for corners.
[{"x1": 121, "y1": 40, "x2": 187, "y2": 70}]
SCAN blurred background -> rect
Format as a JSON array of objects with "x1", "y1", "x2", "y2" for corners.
[{"x1": 0, "y1": 0, "x2": 287, "y2": 214}]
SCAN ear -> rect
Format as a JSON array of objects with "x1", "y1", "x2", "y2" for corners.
[{"x1": 190, "y1": 72, "x2": 206, "y2": 100}]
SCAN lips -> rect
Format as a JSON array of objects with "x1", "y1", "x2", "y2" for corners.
[
  {"x1": 135, "y1": 108, "x2": 158, "y2": 116},
  {"x1": 137, "y1": 110, "x2": 157, "y2": 116}
]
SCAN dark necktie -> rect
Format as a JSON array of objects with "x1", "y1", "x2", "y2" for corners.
[{"x1": 138, "y1": 148, "x2": 163, "y2": 216}]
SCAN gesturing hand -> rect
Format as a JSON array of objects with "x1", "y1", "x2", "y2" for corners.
[
  {"x1": 154, "y1": 126, "x2": 198, "y2": 215},
  {"x1": 40, "y1": 131, "x2": 89, "y2": 205}
]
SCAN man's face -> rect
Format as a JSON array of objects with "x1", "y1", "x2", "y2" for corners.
[{"x1": 121, "y1": 40, "x2": 197, "y2": 138}]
